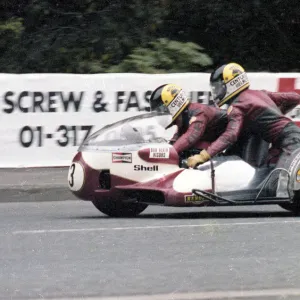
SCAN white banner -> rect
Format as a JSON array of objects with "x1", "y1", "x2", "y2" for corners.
[{"x1": 0, "y1": 72, "x2": 300, "y2": 167}]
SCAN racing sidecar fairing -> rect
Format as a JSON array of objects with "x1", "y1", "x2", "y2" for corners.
[{"x1": 67, "y1": 111, "x2": 300, "y2": 217}]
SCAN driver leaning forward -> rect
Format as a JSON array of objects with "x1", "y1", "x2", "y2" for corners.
[{"x1": 149, "y1": 83, "x2": 228, "y2": 158}]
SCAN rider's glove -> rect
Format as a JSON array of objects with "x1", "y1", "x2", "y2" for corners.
[{"x1": 187, "y1": 150, "x2": 211, "y2": 168}]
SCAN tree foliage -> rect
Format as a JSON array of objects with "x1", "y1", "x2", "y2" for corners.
[
  {"x1": 0, "y1": 0, "x2": 299, "y2": 73},
  {"x1": 108, "y1": 38, "x2": 213, "y2": 73}
]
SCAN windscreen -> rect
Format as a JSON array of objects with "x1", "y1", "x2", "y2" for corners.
[{"x1": 79, "y1": 111, "x2": 173, "y2": 151}]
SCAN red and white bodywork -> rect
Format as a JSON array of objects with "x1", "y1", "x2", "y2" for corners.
[{"x1": 67, "y1": 112, "x2": 256, "y2": 208}]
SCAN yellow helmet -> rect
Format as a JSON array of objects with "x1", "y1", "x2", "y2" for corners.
[
  {"x1": 210, "y1": 62, "x2": 250, "y2": 107},
  {"x1": 149, "y1": 83, "x2": 190, "y2": 129}
]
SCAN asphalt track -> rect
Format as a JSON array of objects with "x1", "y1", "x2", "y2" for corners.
[
  {"x1": 0, "y1": 168, "x2": 72, "y2": 202},
  {"x1": 1, "y1": 199, "x2": 300, "y2": 300}
]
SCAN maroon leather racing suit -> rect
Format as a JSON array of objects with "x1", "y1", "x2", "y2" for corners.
[
  {"x1": 170, "y1": 102, "x2": 228, "y2": 153},
  {"x1": 206, "y1": 89, "x2": 300, "y2": 158},
  {"x1": 206, "y1": 89, "x2": 300, "y2": 197},
  {"x1": 263, "y1": 90, "x2": 300, "y2": 164},
  {"x1": 265, "y1": 90, "x2": 300, "y2": 115}
]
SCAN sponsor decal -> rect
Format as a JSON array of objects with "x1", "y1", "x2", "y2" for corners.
[
  {"x1": 112, "y1": 152, "x2": 132, "y2": 163},
  {"x1": 149, "y1": 147, "x2": 170, "y2": 159},
  {"x1": 184, "y1": 194, "x2": 207, "y2": 204},
  {"x1": 225, "y1": 73, "x2": 249, "y2": 99},
  {"x1": 296, "y1": 169, "x2": 300, "y2": 182},
  {"x1": 229, "y1": 73, "x2": 248, "y2": 88},
  {"x1": 168, "y1": 90, "x2": 187, "y2": 116},
  {"x1": 134, "y1": 165, "x2": 158, "y2": 171}
]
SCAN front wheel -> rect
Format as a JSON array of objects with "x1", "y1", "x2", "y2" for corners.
[{"x1": 92, "y1": 200, "x2": 148, "y2": 217}]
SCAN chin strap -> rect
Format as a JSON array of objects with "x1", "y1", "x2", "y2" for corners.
[{"x1": 181, "y1": 108, "x2": 190, "y2": 132}]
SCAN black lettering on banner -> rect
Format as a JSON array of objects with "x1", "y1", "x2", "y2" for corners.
[
  {"x1": 48, "y1": 92, "x2": 56, "y2": 112},
  {"x1": 18, "y1": 91, "x2": 29, "y2": 113},
  {"x1": 144, "y1": 90, "x2": 152, "y2": 102},
  {"x1": 116, "y1": 91, "x2": 125, "y2": 111},
  {"x1": 143, "y1": 90, "x2": 152, "y2": 111},
  {"x1": 208, "y1": 92, "x2": 214, "y2": 105},
  {"x1": 93, "y1": 91, "x2": 107, "y2": 112},
  {"x1": 19, "y1": 126, "x2": 34, "y2": 147},
  {"x1": 116, "y1": 91, "x2": 143, "y2": 112},
  {"x1": 57, "y1": 125, "x2": 69, "y2": 147},
  {"x1": 188, "y1": 91, "x2": 211, "y2": 104},
  {"x1": 196, "y1": 92, "x2": 204, "y2": 103},
  {"x1": 71, "y1": 126, "x2": 77, "y2": 145},
  {"x1": 36, "y1": 126, "x2": 42, "y2": 146},
  {"x1": 3, "y1": 91, "x2": 84, "y2": 113},
  {"x1": 196, "y1": 91, "x2": 208, "y2": 104},
  {"x1": 3, "y1": 91, "x2": 14, "y2": 113},
  {"x1": 81, "y1": 126, "x2": 93, "y2": 142},
  {"x1": 125, "y1": 91, "x2": 140, "y2": 111},
  {"x1": 60, "y1": 92, "x2": 83, "y2": 112},
  {"x1": 55, "y1": 125, "x2": 93, "y2": 147},
  {"x1": 18, "y1": 125, "x2": 93, "y2": 148},
  {"x1": 33, "y1": 92, "x2": 44, "y2": 112}
]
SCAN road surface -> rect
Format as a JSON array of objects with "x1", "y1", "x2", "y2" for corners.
[{"x1": 1, "y1": 200, "x2": 300, "y2": 300}]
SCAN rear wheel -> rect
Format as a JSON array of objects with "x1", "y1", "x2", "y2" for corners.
[
  {"x1": 279, "y1": 203, "x2": 300, "y2": 215},
  {"x1": 92, "y1": 200, "x2": 148, "y2": 217},
  {"x1": 279, "y1": 191, "x2": 300, "y2": 215}
]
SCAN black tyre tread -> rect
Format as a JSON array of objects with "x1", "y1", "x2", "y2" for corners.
[
  {"x1": 92, "y1": 200, "x2": 148, "y2": 217},
  {"x1": 279, "y1": 191, "x2": 300, "y2": 215}
]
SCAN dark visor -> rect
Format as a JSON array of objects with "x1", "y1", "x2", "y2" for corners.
[{"x1": 210, "y1": 80, "x2": 224, "y2": 100}]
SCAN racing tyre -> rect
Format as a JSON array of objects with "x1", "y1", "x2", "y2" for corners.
[
  {"x1": 279, "y1": 192, "x2": 300, "y2": 216},
  {"x1": 92, "y1": 200, "x2": 148, "y2": 217}
]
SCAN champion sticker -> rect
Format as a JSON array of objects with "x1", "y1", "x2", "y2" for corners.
[
  {"x1": 112, "y1": 152, "x2": 132, "y2": 163},
  {"x1": 149, "y1": 147, "x2": 170, "y2": 159}
]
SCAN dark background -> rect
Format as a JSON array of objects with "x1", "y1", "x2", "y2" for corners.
[{"x1": 1, "y1": 0, "x2": 299, "y2": 73}]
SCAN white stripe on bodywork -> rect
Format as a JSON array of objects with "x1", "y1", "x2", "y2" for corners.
[{"x1": 82, "y1": 143, "x2": 180, "y2": 183}]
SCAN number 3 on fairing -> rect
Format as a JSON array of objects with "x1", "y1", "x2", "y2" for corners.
[
  {"x1": 68, "y1": 163, "x2": 75, "y2": 187},
  {"x1": 68, "y1": 162, "x2": 85, "y2": 191}
]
